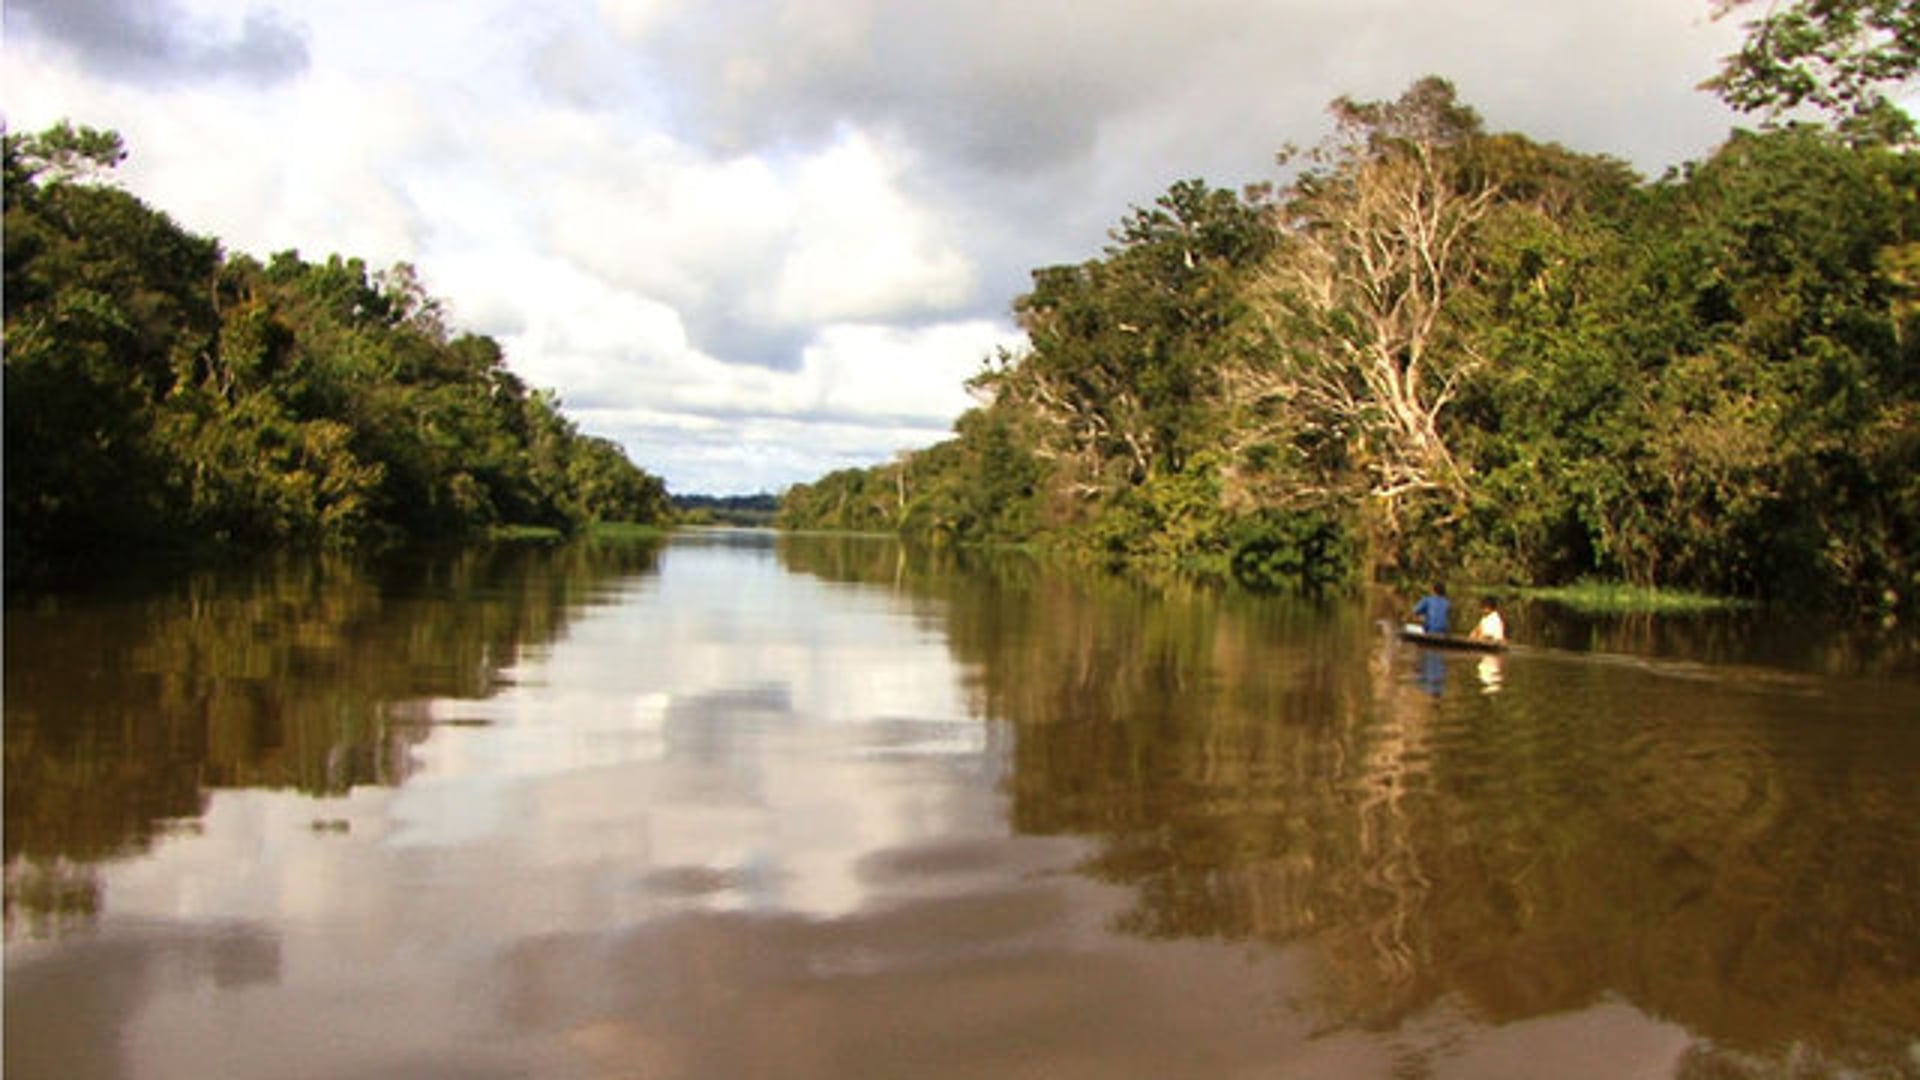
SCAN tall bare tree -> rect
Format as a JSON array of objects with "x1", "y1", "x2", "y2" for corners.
[{"x1": 1227, "y1": 78, "x2": 1496, "y2": 529}]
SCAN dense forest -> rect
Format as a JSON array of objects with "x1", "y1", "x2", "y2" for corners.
[
  {"x1": 4, "y1": 123, "x2": 670, "y2": 582},
  {"x1": 780, "y1": 8, "x2": 1920, "y2": 614},
  {"x1": 672, "y1": 493, "x2": 780, "y2": 526}
]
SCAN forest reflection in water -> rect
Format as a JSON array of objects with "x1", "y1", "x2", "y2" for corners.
[
  {"x1": 786, "y1": 536, "x2": 1920, "y2": 1074},
  {"x1": 4, "y1": 539, "x2": 664, "y2": 934},
  {"x1": 5, "y1": 531, "x2": 1919, "y2": 1078}
]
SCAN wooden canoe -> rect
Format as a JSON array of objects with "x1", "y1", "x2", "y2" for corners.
[{"x1": 1395, "y1": 626, "x2": 1509, "y2": 653}]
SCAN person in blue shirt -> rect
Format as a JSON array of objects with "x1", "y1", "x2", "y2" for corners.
[{"x1": 1411, "y1": 582, "x2": 1450, "y2": 634}]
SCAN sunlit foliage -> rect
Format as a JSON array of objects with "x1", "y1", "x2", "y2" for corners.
[
  {"x1": 780, "y1": 75, "x2": 1920, "y2": 613},
  {"x1": 4, "y1": 123, "x2": 669, "y2": 579}
]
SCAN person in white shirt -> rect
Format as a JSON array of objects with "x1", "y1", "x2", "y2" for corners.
[{"x1": 1470, "y1": 596, "x2": 1506, "y2": 642}]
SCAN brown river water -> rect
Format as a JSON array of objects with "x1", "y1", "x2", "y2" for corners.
[{"x1": 6, "y1": 530, "x2": 1919, "y2": 1079}]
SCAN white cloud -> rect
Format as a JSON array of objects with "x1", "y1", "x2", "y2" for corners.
[
  {"x1": 523, "y1": 118, "x2": 975, "y2": 360},
  {"x1": 433, "y1": 244, "x2": 1017, "y2": 494},
  {"x1": 4, "y1": 0, "x2": 1757, "y2": 495},
  {"x1": 4, "y1": 50, "x2": 434, "y2": 269},
  {"x1": 564, "y1": 320, "x2": 1022, "y2": 494},
  {"x1": 794, "y1": 322, "x2": 1011, "y2": 422},
  {"x1": 526, "y1": 116, "x2": 790, "y2": 317},
  {"x1": 770, "y1": 133, "x2": 976, "y2": 325},
  {"x1": 417, "y1": 250, "x2": 716, "y2": 425},
  {"x1": 597, "y1": 0, "x2": 689, "y2": 42}
]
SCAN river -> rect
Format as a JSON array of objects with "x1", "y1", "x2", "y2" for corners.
[{"x1": 6, "y1": 530, "x2": 1918, "y2": 1078}]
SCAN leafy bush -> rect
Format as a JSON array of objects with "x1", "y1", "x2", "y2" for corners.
[{"x1": 1227, "y1": 509, "x2": 1357, "y2": 593}]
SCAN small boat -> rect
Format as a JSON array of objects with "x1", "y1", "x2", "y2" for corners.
[{"x1": 1394, "y1": 625, "x2": 1509, "y2": 653}]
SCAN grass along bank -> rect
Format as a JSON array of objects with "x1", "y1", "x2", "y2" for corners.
[
  {"x1": 484, "y1": 522, "x2": 672, "y2": 543},
  {"x1": 1513, "y1": 581, "x2": 1750, "y2": 615}
]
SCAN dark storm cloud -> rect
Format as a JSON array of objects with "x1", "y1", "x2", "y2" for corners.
[{"x1": 8, "y1": 0, "x2": 309, "y2": 86}]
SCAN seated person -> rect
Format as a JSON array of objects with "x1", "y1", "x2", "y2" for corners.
[
  {"x1": 1410, "y1": 583, "x2": 1450, "y2": 634},
  {"x1": 1470, "y1": 596, "x2": 1506, "y2": 642}
]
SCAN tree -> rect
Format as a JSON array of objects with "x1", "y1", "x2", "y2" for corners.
[
  {"x1": 980, "y1": 180, "x2": 1269, "y2": 519},
  {"x1": 4, "y1": 122, "x2": 220, "y2": 565},
  {"x1": 1707, "y1": 0, "x2": 1920, "y2": 144},
  {"x1": 1232, "y1": 77, "x2": 1496, "y2": 540},
  {"x1": 4, "y1": 120, "x2": 126, "y2": 186},
  {"x1": 567, "y1": 436, "x2": 669, "y2": 524},
  {"x1": 776, "y1": 466, "x2": 900, "y2": 533},
  {"x1": 1630, "y1": 127, "x2": 1920, "y2": 602},
  {"x1": 5, "y1": 121, "x2": 672, "y2": 579},
  {"x1": 1441, "y1": 138, "x2": 1652, "y2": 583},
  {"x1": 766, "y1": 78, "x2": 1920, "y2": 614}
]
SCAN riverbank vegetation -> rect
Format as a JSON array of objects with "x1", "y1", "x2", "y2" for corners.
[
  {"x1": 4, "y1": 123, "x2": 670, "y2": 583},
  {"x1": 1514, "y1": 583, "x2": 1747, "y2": 616},
  {"x1": 671, "y1": 493, "x2": 780, "y2": 527},
  {"x1": 779, "y1": 29, "x2": 1920, "y2": 616}
]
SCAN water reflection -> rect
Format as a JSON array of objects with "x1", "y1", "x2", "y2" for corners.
[
  {"x1": 4, "y1": 539, "x2": 663, "y2": 935},
  {"x1": 1475, "y1": 653, "x2": 1504, "y2": 693},
  {"x1": 782, "y1": 536, "x2": 1920, "y2": 1073},
  {"x1": 5, "y1": 534, "x2": 1918, "y2": 1078}
]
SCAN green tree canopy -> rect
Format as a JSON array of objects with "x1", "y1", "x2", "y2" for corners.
[
  {"x1": 1708, "y1": 0, "x2": 1920, "y2": 143},
  {"x1": 4, "y1": 121, "x2": 672, "y2": 580},
  {"x1": 779, "y1": 76, "x2": 1920, "y2": 614}
]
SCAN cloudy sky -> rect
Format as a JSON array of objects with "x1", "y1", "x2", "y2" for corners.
[{"x1": 5, "y1": 0, "x2": 1751, "y2": 495}]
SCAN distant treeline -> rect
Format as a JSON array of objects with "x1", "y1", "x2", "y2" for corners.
[
  {"x1": 672, "y1": 493, "x2": 779, "y2": 527},
  {"x1": 779, "y1": 75, "x2": 1920, "y2": 614},
  {"x1": 4, "y1": 123, "x2": 670, "y2": 581}
]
